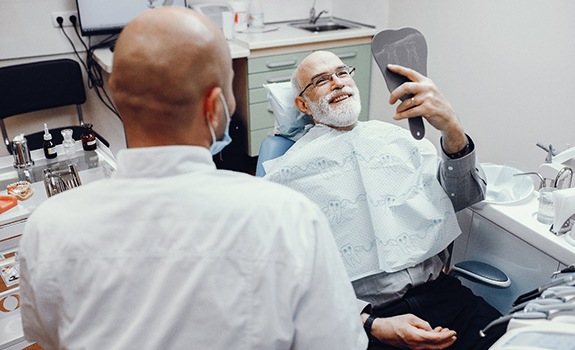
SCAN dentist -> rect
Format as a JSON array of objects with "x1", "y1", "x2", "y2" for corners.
[{"x1": 19, "y1": 9, "x2": 366, "y2": 350}]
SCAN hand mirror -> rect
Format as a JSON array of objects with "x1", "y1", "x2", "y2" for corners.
[{"x1": 371, "y1": 27, "x2": 427, "y2": 140}]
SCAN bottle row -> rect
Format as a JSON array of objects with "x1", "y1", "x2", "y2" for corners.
[{"x1": 42, "y1": 123, "x2": 97, "y2": 160}]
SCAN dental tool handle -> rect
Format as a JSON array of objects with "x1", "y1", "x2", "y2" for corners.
[
  {"x1": 513, "y1": 274, "x2": 575, "y2": 306},
  {"x1": 513, "y1": 288, "x2": 542, "y2": 306},
  {"x1": 479, "y1": 314, "x2": 514, "y2": 338}
]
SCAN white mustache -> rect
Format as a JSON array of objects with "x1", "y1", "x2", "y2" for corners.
[{"x1": 321, "y1": 86, "x2": 355, "y2": 103}]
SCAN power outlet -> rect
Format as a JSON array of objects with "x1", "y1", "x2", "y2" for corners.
[{"x1": 51, "y1": 11, "x2": 78, "y2": 28}]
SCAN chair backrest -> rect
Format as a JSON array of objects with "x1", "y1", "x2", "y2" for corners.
[
  {"x1": 255, "y1": 135, "x2": 295, "y2": 177},
  {"x1": 0, "y1": 58, "x2": 87, "y2": 152}
]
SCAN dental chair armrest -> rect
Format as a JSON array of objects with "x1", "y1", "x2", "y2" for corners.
[
  {"x1": 255, "y1": 135, "x2": 295, "y2": 177},
  {"x1": 449, "y1": 260, "x2": 511, "y2": 288}
]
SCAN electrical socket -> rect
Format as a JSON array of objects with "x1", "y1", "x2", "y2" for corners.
[{"x1": 51, "y1": 11, "x2": 78, "y2": 28}]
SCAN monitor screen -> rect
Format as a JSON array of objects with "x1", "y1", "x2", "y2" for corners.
[{"x1": 75, "y1": 0, "x2": 188, "y2": 36}]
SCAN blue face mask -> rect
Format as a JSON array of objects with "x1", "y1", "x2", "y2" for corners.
[{"x1": 208, "y1": 93, "x2": 232, "y2": 155}]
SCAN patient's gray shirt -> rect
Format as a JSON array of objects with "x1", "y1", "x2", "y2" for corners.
[{"x1": 352, "y1": 137, "x2": 486, "y2": 309}]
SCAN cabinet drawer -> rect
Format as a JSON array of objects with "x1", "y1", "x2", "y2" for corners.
[
  {"x1": 248, "y1": 68, "x2": 294, "y2": 92},
  {"x1": 249, "y1": 88, "x2": 268, "y2": 105},
  {"x1": 327, "y1": 45, "x2": 370, "y2": 67},
  {"x1": 249, "y1": 127, "x2": 274, "y2": 156},
  {"x1": 249, "y1": 101, "x2": 275, "y2": 130},
  {"x1": 248, "y1": 50, "x2": 311, "y2": 74}
]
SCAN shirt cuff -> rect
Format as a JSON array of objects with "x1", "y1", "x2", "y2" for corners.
[
  {"x1": 358, "y1": 298, "x2": 372, "y2": 315},
  {"x1": 441, "y1": 134, "x2": 474, "y2": 160}
]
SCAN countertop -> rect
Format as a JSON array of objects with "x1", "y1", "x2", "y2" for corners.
[
  {"x1": 93, "y1": 41, "x2": 250, "y2": 73},
  {"x1": 234, "y1": 18, "x2": 376, "y2": 51},
  {"x1": 471, "y1": 193, "x2": 575, "y2": 266},
  {"x1": 0, "y1": 141, "x2": 117, "y2": 231},
  {"x1": 93, "y1": 18, "x2": 376, "y2": 73}
]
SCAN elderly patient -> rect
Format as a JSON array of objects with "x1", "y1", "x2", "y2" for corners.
[
  {"x1": 18, "y1": 10, "x2": 367, "y2": 350},
  {"x1": 263, "y1": 50, "x2": 505, "y2": 350}
]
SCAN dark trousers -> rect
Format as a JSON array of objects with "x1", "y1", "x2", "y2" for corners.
[{"x1": 367, "y1": 273, "x2": 506, "y2": 350}]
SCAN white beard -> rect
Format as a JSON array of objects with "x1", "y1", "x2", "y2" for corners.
[{"x1": 305, "y1": 85, "x2": 362, "y2": 128}]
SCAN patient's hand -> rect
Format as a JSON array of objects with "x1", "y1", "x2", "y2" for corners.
[
  {"x1": 371, "y1": 313, "x2": 457, "y2": 350},
  {"x1": 387, "y1": 64, "x2": 467, "y2": 154}
]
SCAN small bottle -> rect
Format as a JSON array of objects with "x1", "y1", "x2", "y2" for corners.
[
  {"x1": 81, "y1": 123, "x2": 97, "y2": 151},
  {"x1": 61, "y1": 128, "x2": 76, "y2": 156},
  {"x1": 248, "y1": 0, "x2": 264, "y2": 28},
  {"x1": 43, "y1": 123, "x2": 57, "y2": 159}
]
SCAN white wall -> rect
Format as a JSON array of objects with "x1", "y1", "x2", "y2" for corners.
[
  {"x1": 0, "y1": 0, "x2": 329, "y2": 157},
  {"x1": 3, "y1": 0, "x2": 575, "y2": 174},
  {"x1": 0, "y1": 0, "x2": 126, "y2": 157},
  {"x1": 346, "y1": 0, "x2": 575, "y2": 173},
  {"x1": 186, "y1": 0, "x2": 332, "y2": 23}
]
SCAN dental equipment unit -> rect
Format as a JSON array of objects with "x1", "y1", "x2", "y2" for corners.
[{"x1": 480, "y1": 272, "x2": 575, "y2": 346}]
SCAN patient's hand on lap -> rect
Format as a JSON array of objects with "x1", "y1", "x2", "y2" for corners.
[{"x1": 371, "y1": 313, "x2": 457, "y2": 349}]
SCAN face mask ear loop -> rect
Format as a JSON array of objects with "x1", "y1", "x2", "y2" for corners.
[
  {"x1": 217, "y1": 93, "x2": 231, "y2": 161},
  {"x1": 206, "y1": 111, "x2": 217, "y2": 147},
  {"x1": 219, "y1": 93, "x2": 230, "y2": 123}
]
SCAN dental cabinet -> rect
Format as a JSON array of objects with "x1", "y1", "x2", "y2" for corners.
[
  {"x1": 92, "y1": 18, "x2": 376, "y2": 158},
  {"x1": 0, "y1": 141, "x2": 117, "y2": 349}
]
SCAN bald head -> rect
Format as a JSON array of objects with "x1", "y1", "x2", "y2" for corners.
[
  {"x1": 291, "y1": 51, "x2": 361, "y2": 130},
  {"x1": 109, "y1": 7, "x2": 235, "y2": 148},
  {"x1": 292, "y1": 51, "x2": 344, "y2": 95}
]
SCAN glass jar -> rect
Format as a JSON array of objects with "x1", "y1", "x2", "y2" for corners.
[
  {"x1": 81, "y1": 124, "x2": 97, "y2": 151},
  {"x1": 61, "y1": 128, "x2": 76, "y2": 156}
]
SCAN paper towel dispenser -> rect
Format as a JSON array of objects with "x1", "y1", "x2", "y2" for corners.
[{"x1": 189, "y1": 3, "x2": 233, "y2": 29}]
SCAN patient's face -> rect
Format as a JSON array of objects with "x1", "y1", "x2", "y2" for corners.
[
  {"x1": 304, "y1": 84, "x2": 361, "y2": 128},
  {"x1": 298, "y1": 51, "x2": 362, "y2": 128}
]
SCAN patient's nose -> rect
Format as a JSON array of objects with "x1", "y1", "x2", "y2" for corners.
[{"x1": 330, "y1": 74, "x2": 345, "y2": 89}]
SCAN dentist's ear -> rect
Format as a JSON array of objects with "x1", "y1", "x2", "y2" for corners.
[
  {"x1": 295, "y1": 95, "x2": 311, "y2": 115},
  {"x1": 204, "y1": 86, "x2": 223, "y2": 129}
]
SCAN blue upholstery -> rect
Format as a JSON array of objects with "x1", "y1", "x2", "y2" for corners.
[{"x1": 255, "y1": 135, "x2": 295, "y2": 177}]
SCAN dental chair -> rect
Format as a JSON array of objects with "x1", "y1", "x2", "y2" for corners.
[
  {"x1": 255, "y1": 81, "x2": 309, "y2": 178},
  {"x1": 255, "y1": 135, "x2": 295, "y2": 177},
  {"x1": 0, "y1": 58, "x2": 109, "y2": 154}
]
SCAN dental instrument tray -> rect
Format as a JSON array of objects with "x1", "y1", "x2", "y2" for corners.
[
  {"x1": 371, "y1": 27, "x2": 427, "y2": 140},
  {"x1": 42, "y1": 164, "x2": 82, "y2": 197}
]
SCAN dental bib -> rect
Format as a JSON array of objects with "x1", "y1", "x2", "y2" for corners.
[{"x1": 263, "y1": 121, "x2": 461, "y2": 280}]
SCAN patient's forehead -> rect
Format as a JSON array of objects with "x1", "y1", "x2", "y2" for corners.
[{"x1": 299, "y1": 52, "x2": 344, "y2": 80}]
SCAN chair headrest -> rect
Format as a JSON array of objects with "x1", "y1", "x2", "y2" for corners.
[{"x1": 264, "y1": 81, "x2": 313, "y2": 142}]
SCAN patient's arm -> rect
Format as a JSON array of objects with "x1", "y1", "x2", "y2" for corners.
[
  {"x1": 437, "y1": 136, "x2": 486, "y2": 212},
  {"x1": 366, "y1": 313, "x2": 457, "y2": 349},
  {"x1": 385, "y1": 65, "x2": 485, "y2": 211}
]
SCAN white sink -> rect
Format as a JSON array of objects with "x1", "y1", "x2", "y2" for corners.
[{"x1": 482, "y1": 163, "x2": 534, "y2": 205}]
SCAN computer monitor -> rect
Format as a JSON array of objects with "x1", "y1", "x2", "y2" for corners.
[{"x1": 75, "y1": 0, "x2": 188, "y2": 36}]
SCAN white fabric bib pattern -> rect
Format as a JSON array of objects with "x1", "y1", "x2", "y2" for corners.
[{"x1": 264, "y1": 121, "x2": 461, "y2": 280}]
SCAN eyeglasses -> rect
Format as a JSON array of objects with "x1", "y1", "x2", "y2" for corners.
[{"x1": 298, "y1": 66, "x2": 356, "y2": 96}]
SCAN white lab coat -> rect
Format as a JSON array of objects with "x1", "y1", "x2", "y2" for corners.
[{"x1": 19, "y1": 146, "x2": 367, "y2": 350}]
